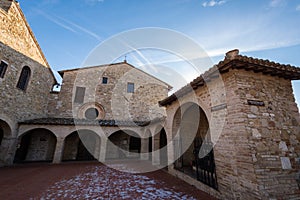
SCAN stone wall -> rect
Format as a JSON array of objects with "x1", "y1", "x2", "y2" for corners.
[
  {"x1": 233, "y1": 69, "x2": 300, "y2": 198},
  {"x1": 0, "y1": 1, "x2": 56, "y2": 165},
  {"x1": 25, "y1": 129, "x2": 56, "y2": 161},
  {"x1": 0, "y1": 0, "x2": 55, "y2": 124},
  {"x1": 0, "y1": 42, "x2": 55, "y2": 123},
  {"x1": 48, "y1": 63, "x2": 169, "y2": 121},
  {"x1": 0, "y1": 0, "x2": 13, "y2": 12},
  {"x1": 165, "y1": 68, "x2": 300, "y2": 199},
  {"x1": 0, "y1": 1, "x2": 48, "y2": 66}
]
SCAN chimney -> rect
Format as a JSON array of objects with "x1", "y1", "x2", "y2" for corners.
[{"x1": 225, "y1": 49, "x2": 239, "y2": 60}]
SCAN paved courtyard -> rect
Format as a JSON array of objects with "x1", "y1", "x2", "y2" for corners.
[{"x1": 0, "y1": 161, "x2": 215, "y2": 200}]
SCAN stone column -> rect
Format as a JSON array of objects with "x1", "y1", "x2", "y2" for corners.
[
  {"x1": 164, "y1": 127, "x2": 172, "y2": 166},
  {"x1": 52, "y1": 137, "x2": 64, "y2": 164},
  {"x1": 152, "y1": 136, "x2": 160, "y2": 165},
  {"x1": 140, "y1": 138, "x2": 149, "y2": 160},
  {"x1": 99, "y1": 137, "x2": 107, "y2": 162}
]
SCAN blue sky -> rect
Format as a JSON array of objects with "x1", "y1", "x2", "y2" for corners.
[{"x1": 19, "y1": 0, "x2": 300, "y2": 108}]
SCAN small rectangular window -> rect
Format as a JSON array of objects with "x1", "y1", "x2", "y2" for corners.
[
  {"x1": 102, "y1": 77, "x2": 108, "y2": 84},
  {"x1": 127, "y1": 82, "x2": 134, "y2": 93},
  {"x1": 0, "y1": 61, "x2": 8, "y2": 78},
  {"x1": 74, "y1": 86, "x2": 85, "y2": 103}
]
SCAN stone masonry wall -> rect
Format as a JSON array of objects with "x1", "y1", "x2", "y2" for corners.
[
  {"x1": 0, "y1": 1, "x2": 56, "y2": 165},
  {"x1": 48, "y1": 63, "x2": 169, "y2": 121},
  {"x1": 165, "y1": 68, "x2": 300, "y2": 199},
  {"x1": 25, "y1": 129, "x2": 56, "y2": 161},
  {"x1": 0, "y1": 42, "x2": 55, "y2": 124},
  {"x1": 0, "y1": 1, "x2": 48, "y2": 66},
  {"x1": 0, "y1": 1, "x2": 55, "y2": 124},
  {"x1": 233, "y1": 69, "x2": 300, "y2": 198}
]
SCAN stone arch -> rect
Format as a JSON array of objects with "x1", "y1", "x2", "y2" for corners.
[
  {"x1": 106, "y1": 130, "x2": 141, "y2": 160},
  {"x1": 14, "y1": 128, "x2": 57, "y2": 163},
  {"x1": 172, "y1": 102, "x2": 217, "y2": 189},
  {"x1": 62, "y1": 129, "x2": 100, "y2": 161}
]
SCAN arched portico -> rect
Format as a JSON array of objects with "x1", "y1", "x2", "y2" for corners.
[
  {"x1": 62, "y1": 130, "x2": 100, "y2": 161},
  {"x1": 14, "y1": 128, "x2": 57, "y2": 163},
  {"x1": 106, "y1": 130, "x2": 141, "y2": 160},
  {"x1": 172, "y1": 102, "x2": 217, "y2": 189}
]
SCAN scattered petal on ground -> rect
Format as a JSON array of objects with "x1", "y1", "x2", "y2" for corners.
[{"x1": 39, "y1": 165, "x2": 197, "y2": 200}]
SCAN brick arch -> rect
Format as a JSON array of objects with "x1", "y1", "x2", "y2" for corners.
[{"x1": 14, "y1": 128, "x2": 57, "y2": 163}]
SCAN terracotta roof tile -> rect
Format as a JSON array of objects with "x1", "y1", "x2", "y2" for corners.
[{"x1": 159, "y1": 49, "x2": 300, "y2": 106}]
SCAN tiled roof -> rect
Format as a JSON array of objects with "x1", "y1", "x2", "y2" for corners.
[
  {"x1": 159, "y1": 49, "x2": 300, "y2": 106},
  {"x1": 19, "y1": 118, "x2": 163, "y2": 127}
]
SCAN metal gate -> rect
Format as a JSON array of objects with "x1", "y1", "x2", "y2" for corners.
[
  {"x1": 193, "y1": 139, "x2": 218, "y2": 189},
  {"x1": 174, "y1": 137, "x2": 218, "y2": 190}
]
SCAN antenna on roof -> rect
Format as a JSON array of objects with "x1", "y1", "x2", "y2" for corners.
[{"x1": 124, "y1": 55, "x2": 127, "y2": 63}]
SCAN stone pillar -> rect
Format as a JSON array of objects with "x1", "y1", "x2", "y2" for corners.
[
  {"x1": 140, "y1": 138, "x2": 149, "y2": 160},
  {"x1": 52, "y1": 137, "x2": 64, "y2": 164},
  {"x1": 99, "y1": 137, "x2": 107, "y2": 162},
  {"x1": 164, "y1": 125, "x2": 173, "y2": 166},
  {"x1": 93, "y1": 138, "x2": 101, "y2": 161},
  {"x1": 152, "y1": 136, "x2": 160, "y2": 165},
  {"x1": 0, "y1": 137, "x2": 16, "y2": 166}
]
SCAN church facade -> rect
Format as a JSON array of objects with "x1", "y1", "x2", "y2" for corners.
[{"x1": 1, "y1": 1, "x2": 300, "y2": 199}]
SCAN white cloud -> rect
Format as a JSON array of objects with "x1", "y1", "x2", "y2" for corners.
[
  {"x1": 269, "y1": 0, "x2": 285, "y2": 8},
  {"x1": 296, "y1": 4, "x2": 300, "y2": 11},
  {"x1": 202, "y1": 0, "x2": 226, "y2": 7}
]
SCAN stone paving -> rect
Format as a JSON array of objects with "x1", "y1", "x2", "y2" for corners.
[{"x1": 0, "y1": 161, "x2": 215, "y2": 200}]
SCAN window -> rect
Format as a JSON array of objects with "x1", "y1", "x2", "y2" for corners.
[
  {"x1": 74, "y1": 86, "x2": 85, "y2": 103},
  {"x1": 127, "y1": 82, "x2": 134, "y2": 93},
  {"x1": 85, "y1": 108, "x2": 99, "y2": 120},
  {"x1": 102, "y1": 77, "x2": 108, "y2": 84},
  {"x1": 16, "y1": 66, "x2": 31, "y2": 91},
  {"x1": 0, "y1": 61, "x2": 8, "y2": 78}
]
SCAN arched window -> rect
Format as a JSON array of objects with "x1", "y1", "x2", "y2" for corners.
[{"x1": 16, "y1": 66, "x2": 31, "y2": 91}]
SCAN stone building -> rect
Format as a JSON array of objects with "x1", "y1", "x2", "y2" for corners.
[
  {"x1": 159, "y1": 49, "x2": 300, "y2": 199},
  {"x1": 0, "y1": 0, "x2": 57, "y2": 165},
  {"x1": 1, "y1": 0, "x2": 300, "y2": 199},
  {"x1": 15, "y1": 61, "x2": 171, "y2": 163}
]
